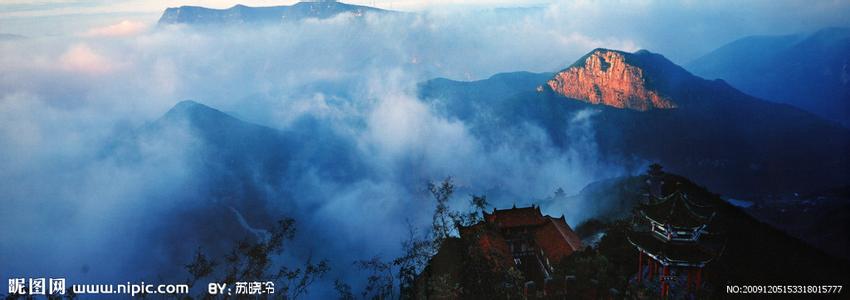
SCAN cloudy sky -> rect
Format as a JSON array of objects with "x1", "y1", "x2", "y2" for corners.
[
  {"x1": 2, "y1": 0, "x2": 850, "y2": 64},
  {"x1": 1, "y1": 0, "x2": 849, "y2": 297},
  {"x1": 0, "y1": 1, "x2": 550, "y2": 48}
]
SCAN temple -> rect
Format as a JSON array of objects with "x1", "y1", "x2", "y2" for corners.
[
  {"x1": 460, "y1": 205, "x2": 583, "y2": 295},
  {"x1": 628, "y1": 166, "x2": 724, "y2": 298}
]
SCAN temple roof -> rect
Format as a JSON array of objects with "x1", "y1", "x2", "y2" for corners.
[
  {"x1": 628, "y1": 231, "x2": 719, "y2": 267},
  {"x1": 535, "y1": 216, "x2": 584, "y2": 260},
  {"x1": 469, "y1": 205, "x2": 584, "y2": 263},
  {"x1": 484, "y1": 205, "x2": 547, "y2": 228},
  {"x1": 641, "y1": 191, "x2": 715, "y2": 228}
]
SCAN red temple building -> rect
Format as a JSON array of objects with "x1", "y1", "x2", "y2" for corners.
[{"x1": 460, "y1": 205, "x2": 584, "y2": 296}]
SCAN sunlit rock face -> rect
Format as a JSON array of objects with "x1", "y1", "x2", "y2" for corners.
[{"x1": 547, "y1": 49, "x2": 677, "y2": 111}]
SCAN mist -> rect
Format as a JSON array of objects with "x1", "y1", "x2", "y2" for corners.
[{"x1": 1, "y1": 1, "x2": 849, "y2": 297}]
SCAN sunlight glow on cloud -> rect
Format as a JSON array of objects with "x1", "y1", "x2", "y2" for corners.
[
  {"x1": 82, "y1": 20, "x2": 148, "y2": 37},
  {"x1": 60, "y1": 43, "x2": 115, "y2": 74}
]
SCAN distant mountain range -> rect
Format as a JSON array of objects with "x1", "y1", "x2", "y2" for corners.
[
  {"x1": 132, "y1": 47, "x2": 849, "y2": 199},
  {"x1": 158, "y1": 1, "x2": 392, "y2": 26},
  {"x1": 688, "y1": 27, "x2": 850, "y2": 126},
  {"x1": 108, "y1": 97, "x2": 849, "y2": 286},
  {"x1": 420, "y1": 48, "x2": 850, "y2": 198},
  {"x1": 112, "y1": 44, "x2": 850, "y2": 278}
]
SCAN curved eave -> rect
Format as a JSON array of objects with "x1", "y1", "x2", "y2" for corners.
[
  {"x1": 627, "y1": 234, "x2": 714, "y2": 268},
  {"x1": 641, "y1": 211, "x2": 706, "y2": 231}
]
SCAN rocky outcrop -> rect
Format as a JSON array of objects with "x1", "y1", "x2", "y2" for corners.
[{"x1": 547, "y1": 49, "x2": 677, "y2": 111}]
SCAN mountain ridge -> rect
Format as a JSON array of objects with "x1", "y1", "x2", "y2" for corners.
[
  {"x1": 687, "y1": 27, "x2": 850, "y2": 126},
  {"x1": 158, "y1": 1, "x2": 392, "y2": 25},
  {"x1": 420, "y1": 47, "x2": 850, "y2": 197}
]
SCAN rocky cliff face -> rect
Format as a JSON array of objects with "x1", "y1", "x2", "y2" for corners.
[{"x1": 547, "y1": 49, "x2": 677, "y2": 111}]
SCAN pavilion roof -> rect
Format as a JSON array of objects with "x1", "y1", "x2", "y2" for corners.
[
  {"x1": 628, "y1": 231, "x2": 719, "y2": 267},
  {"x1": 641, "y1": 191, "x2": 715, "y2": 228}
]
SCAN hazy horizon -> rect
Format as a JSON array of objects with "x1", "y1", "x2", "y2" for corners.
[{"x1": 2, "y1": 0, "x2": 850, "y2": 64}]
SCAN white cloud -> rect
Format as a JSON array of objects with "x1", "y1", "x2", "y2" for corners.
[
  {"x1": 59, "y1": 43, "x2": 116, "y2": 74},
  {"x1": 82, "y1": 20, "x2": 148, "y2": 37},
  {"x1": 1, "y1": 1, "x2": 848, "y2": 293}
]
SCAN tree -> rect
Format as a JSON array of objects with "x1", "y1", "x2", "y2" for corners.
[
  {"x1": 184, "y1": 217, "x2": 329, "y2": 300},
  {"x1": 355, "y1": 256, "x2": 395, "y2": 300},
  {"x1": 552, "y1": 220, "x2": 635, "y2": 298},
  {"x1": 185, "y1": 248, "x2": 216, "y2": 289},
  {"x1": 334, "y1": 279, "x2": 355, "y2": 300},
  {"x1": 429, "y1": 177, "x2": 456, "y2": 247},
  {"x1": 394, "y1": 220, "x2": 433, "y2": 299},
  {"x1": 278, "y1": 258, "x2": 331, "y2": 299},
  {"x1": 459, "y1": 194, "x2": 488, "y2": 227},
  {"x1": 428, "y1": 177, "x2": 490, "y2": 243},
  {"x1": 356, "y1": 178, "x2": 514, "y2": 299}
]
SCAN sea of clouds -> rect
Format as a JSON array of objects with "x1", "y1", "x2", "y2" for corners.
[{"x1": 2, "y1": 1, "x2": 849, "y2": 297}]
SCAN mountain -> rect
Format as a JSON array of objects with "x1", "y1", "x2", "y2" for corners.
[
  {"x1": 687, "y1": 27, "x2": 850, "y2": 126},
  {"x1": 423, "y1": 71, "x2": 553, "y2": 121},
  {"x1": 740, "y1": 187, "x2": 850, "y2": 260},
  {"x1": 420, "y1": 170, "x2": 850, "y2": 299},
  {"x1": 114, "y1": 100, "x2": 296, "y2": 218},
  {"x1": 419, "y1": 48, "x2": 850, "y2": 197},
  {"x1": 568, "y1": 172, "x2": 850, "y2": 292},
  {"x1": 100, "y1": 100, "x2": 292, "y2": 276},
  {"x1": 547, "y1": 50, "x2": 678, "y2": 111},
  {"x1": 158, "y1": 1, "x2": 391, "y2": 26},
  {"x1": 104, "y1": 100, "x2": 368, "y2": 275},
  {"x1": 140, "y1": 100, "x2": 366, "y2": 189}
]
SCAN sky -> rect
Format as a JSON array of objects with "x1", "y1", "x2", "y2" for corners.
[
  {"x1": 1, "y1": 0, "x2": 849, "y2": 297},
  {"x1": 2, "y1": 0, "x2": 850, "y2": 64},
  {"x1": 0, "y1": 0, "x2": 546, "y2": 19},
  {"x1": 0, "y1": 1, "x2": 550, "y2": 47}
]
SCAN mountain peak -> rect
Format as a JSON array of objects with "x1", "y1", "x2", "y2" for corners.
[
  {"x1": 162, "y1": 100, "x2": 237, "y2": 125},
  {"x1": 158, "y1": 100, "x2": 284, "y2": 146},
  {"x1": 168, "y1": 99, "x2": 209, "y2": 114},
  {"x1": 547, "y1": 49, "x2": 679, "y2": 111}
]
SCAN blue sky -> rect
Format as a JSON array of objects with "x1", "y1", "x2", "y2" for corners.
[{"x1": 2, "y1": 0, "x2": 849, "y2": 63}]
